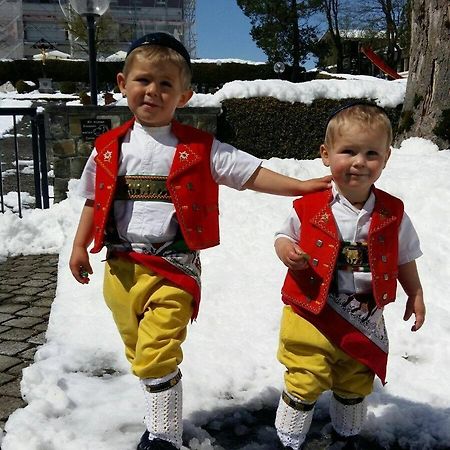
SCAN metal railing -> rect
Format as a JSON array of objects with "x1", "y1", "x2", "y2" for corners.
[{"x1": 0, "y1": 107, "x2": 50, "y2": 218}]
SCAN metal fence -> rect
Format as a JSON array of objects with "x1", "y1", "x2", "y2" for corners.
[{"x1": 0, "y1": 107, "x2": 50, "y2": 218}]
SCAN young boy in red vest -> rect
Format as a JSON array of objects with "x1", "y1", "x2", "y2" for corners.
[
  {"x1": 274, "y1": 103, "x2": 426, "y2": 450},
  {"x1": 69, "y1": 32, "x2": 331, "y2": 450}
]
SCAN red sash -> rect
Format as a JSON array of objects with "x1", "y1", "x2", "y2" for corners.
[
  {"x1": 290, "y1": 302, "x2": 388, "y2": 384},
  {"x1": 116, "y1": 251, "x2": 201, "y2": 320}
]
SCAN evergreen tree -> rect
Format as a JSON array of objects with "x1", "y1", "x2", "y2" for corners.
[{"x1": 236, "y1": 0, "x2": 318, "y2": 81}]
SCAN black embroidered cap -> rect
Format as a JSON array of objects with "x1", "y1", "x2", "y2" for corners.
[
  {"x1": 326, "y1": 100, "x2": 388, "y2": 127},
  {"x1": 126, "y1": 32, "x2": 191, "y2": 68}
]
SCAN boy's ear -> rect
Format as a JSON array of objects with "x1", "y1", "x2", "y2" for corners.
[
  {"x1": 320, "y1": 144, "x2": 330, "y2": 167},
  {"x1": 117, "y1": 72, "x2": 127, "y2": 96},
  {"x1": 177, "y1": 89, "x2": 194, "y2": 108},
  {"x1": 384, "y1": 147, "x2": 392, "y2": 168}
]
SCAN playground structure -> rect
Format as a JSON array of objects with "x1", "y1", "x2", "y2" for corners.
[{"x1": 360, "y1": 45, "x2": 404, "y2": 80}]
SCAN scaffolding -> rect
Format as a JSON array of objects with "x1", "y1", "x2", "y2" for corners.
[
  {"x1": 1, "y1": 0, "x2": 196, "y2": 60},
  {"x1": 182, "y1": 0, "x2": 196, "y2": 58},
  {"x1": 126, "y1": 0, "x2": 197, "y2": 57},
  {"x1": 0, "y1": 0, "x2": 24, "y2": 59}
]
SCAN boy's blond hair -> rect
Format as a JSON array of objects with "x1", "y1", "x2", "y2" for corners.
[
  {"x1": 325, "y1": 104, "x2": 392, "y2": 148},
  {"x1": 123, "y1": 45, "x2": 192, "y2": 90}
]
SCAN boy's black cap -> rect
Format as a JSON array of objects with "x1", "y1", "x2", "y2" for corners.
[
  {"x1": 126, "y1": 32, "x2": 191, "y2": 68},
  {"x1": 326, "y1": 100, "x2": 388, "y2": 127}
]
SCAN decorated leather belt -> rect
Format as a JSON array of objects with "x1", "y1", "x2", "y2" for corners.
[
  {"x1": 337, "y1": 241, "x2": 370, "y2": 272},
  {"x1": 115, "y1": 175, "x2": 172, "y2": 202}
]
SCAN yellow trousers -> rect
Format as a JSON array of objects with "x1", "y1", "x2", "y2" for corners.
[
  {"x1": 278, "y1": 306, "x2": 374, "y2": 403},
  {"x1": 103, "y1": 257, "x2": 193, "y2": 379}
]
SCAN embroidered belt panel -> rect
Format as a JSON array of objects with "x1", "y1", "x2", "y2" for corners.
[{"x1": 115, "y1": 175, "x2": 172, "y2": 202}]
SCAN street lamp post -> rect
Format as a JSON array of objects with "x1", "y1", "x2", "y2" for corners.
[
  {"x1": 62, "y1": 0, "x2": 111, "y2": 105},
  {"x1": 85, "y1": 13, "x2": 98, "y2": 104}
]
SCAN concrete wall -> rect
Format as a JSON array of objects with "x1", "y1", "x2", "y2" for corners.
[{"x1": 45, "y1": 105, "x2": 221, "y2": 203}]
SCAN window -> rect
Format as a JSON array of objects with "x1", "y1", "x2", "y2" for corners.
[{"x1": 24, "y1": 22, "x2": 65, "y2": 42}]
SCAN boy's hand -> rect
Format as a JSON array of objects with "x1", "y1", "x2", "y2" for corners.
[
  {"x1": 403, "y1": 294, "x2": 426, "y2": 332},
  {"x1": 398, "y1": 261, "x2": 424, "y2": 332},
  {"x1": 69, "y1": 245, "x2": 93, "y2": 284},
  {"x1": 296, "y1": 175, "x2": 332, "y2": 195},
  {"x1": 275, "y1": 238, "x2": 310, "y2": 270}
]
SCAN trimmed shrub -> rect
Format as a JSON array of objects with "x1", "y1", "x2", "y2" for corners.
[
  {"x1": 59, "y1": 81, "x2": 78, "y2": 94},
  {"x1": 15, "y1": 79, "x2": 35, "y2": 94},
  {"x1": 217, "y1": 97, "x2": 402, "y2": 160},
  {"x1": 0, "y1": 59, "x2": 314, "y2": 90}
]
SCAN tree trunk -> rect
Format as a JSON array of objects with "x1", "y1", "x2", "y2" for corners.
[{"x1": 395, "y1": 0, "x2": 450, "y2": 149}]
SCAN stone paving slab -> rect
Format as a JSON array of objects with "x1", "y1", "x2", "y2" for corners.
[
  {"x1": 0, "y1": 341, "x2": 31, "y2": 357},
  {"x1": 0, "y1": 396, "x2": 26, "y2": 424},
  {"x1": 0, "y1": 254, "x2": 58, "y2": 431},
  {"x1": 0, "y1": 304, "x2": 28, "y2": 314},
  {"x1": 0, "y1": 373, "x2": 15, "y2": 385},
  {"x1": 0, "y1": 328, "x2": 37, "y2": 341},
  {"x1": 2, "y1": 316, "x2": 45, "y2": 328},
  {"x1": 0, "y1": 356, "x2": 21, "y2": 372}
]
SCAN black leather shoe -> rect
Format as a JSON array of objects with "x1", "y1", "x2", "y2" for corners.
[
  {"x1": 327, "y1": 429, "x2": 360, "y2": 449},
  {"x1": 137, "y1": 431, "x2": 178, "y2": 450},
  {"x1": 276, "y1": 439, "x2": 294, "y2": 450}
]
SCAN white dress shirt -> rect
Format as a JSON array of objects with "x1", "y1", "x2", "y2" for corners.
[
  {"x1": 77, "y1": 121, "x2": 262, "y2": 249},
  {"x1": 275, "y1": 182, "x2": 422, "y2": 295}
]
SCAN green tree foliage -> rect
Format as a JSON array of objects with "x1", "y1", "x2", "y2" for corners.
[{"x1": 236, "y1": 0, "x2": 318, "y2": 81}]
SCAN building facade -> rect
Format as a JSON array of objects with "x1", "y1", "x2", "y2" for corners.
[
  {"x1": 0, "y1": 0, "x2": 24, "y2": 59},
  {"x1": 0, "y1": 0, "x2": 196, "y2": 59}
]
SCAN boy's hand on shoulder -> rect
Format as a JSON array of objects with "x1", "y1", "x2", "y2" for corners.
[
  {"x1": 297, "y1": 175, "x2": 332, "y2": 195},
  {"x1": 242, "y1": 168, "x2": 331, "y2": 196},
  {"x1": 69, "y1": 245, "x2": 93, "y2": 284},
  {"x1": 403, "y1": 294, "x2": 426, "y2": 332},
  {"x1": 275, "y1": 238, "x2": 310, "y2": 270}
]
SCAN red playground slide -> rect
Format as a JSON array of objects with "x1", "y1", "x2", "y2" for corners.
[{"x1": 360, "y1": 45, "x2": 402, "y2": 80}]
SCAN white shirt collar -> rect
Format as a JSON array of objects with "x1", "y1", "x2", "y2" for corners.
[
  {"x1": 133, "y1": 120, "x2": 172, "y2": 138},
  {"x1": 330, "y1": 181, "x2": 376, "y2": 214}
]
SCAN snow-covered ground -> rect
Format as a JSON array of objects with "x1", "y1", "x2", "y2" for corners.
[{"x1": 0, "y1": 74, "x2": 449, "y2": 449}]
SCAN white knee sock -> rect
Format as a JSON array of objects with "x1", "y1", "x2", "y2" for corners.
[
  {"x1": 330, "y1": 393, "x2": 367, "y2": 437},
  {"x1": 275, "y1": 391, "x2": 315, "y2": 450},
  {"x1": 140, "y1": 370, "x2": 183, "y2": 448}
]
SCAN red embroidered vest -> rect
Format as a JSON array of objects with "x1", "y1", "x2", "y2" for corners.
[
  {"x1": 90, "y1": 118, "x2": 219, "y2": 253},
  {"x1": 281, "y1": 188, "x2": 404, "y2": 314}
]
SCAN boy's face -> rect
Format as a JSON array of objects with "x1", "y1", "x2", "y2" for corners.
[
  {"x1": 117, "y1": 54, "x2": 193, "y2": 127},
  {"x1": 320, "y1": 122, "x2": 391, "y2": 201}
]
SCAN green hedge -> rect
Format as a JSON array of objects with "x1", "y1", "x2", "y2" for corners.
[
  {"x1": 0, "y1": 59, "x2": 313, "y2": 88},
  {"x1": 217, "y1": 97, "x2": 402, "y2": 160},
  {"x1": 0, "y1": 59, "x2": 402, "y2": 161}
]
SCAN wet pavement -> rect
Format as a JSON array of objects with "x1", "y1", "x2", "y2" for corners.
[{"x1": 0, "y1": 253, "x2": 58, "y2": 431}]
